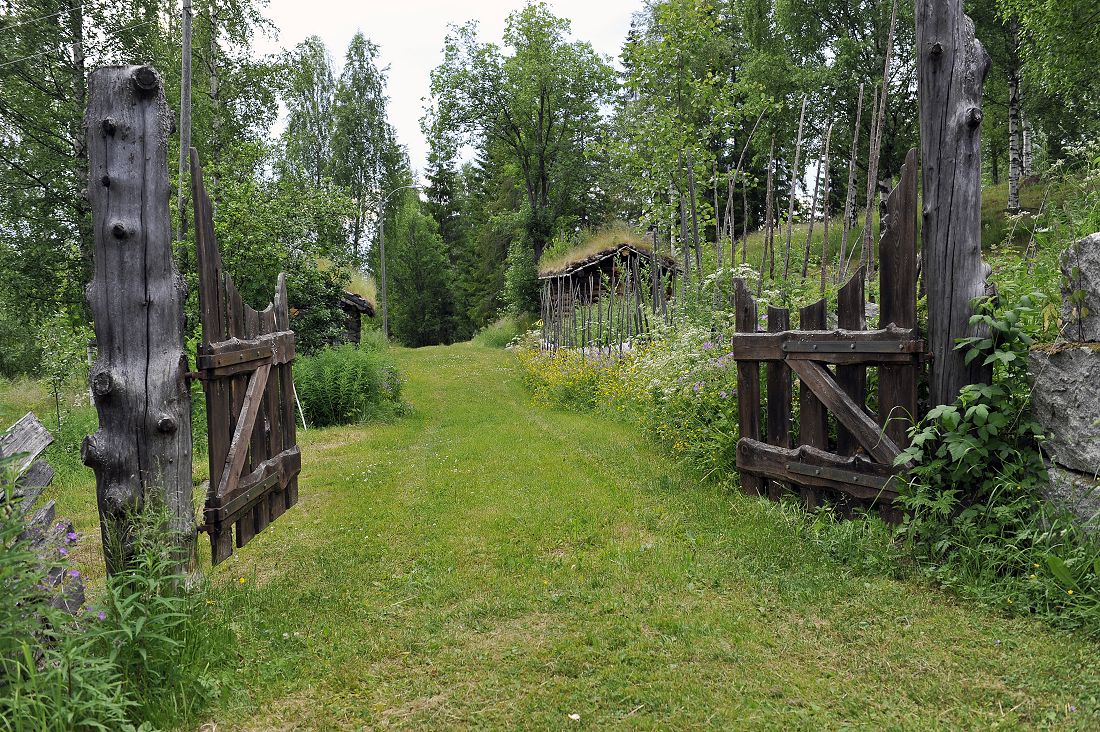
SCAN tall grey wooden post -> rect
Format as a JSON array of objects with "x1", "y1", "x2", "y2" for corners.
[
  {"x1": 916, "y1": 0, "x2": 993, "y2": 405},
  {"x1": 82, "y1": 66, "x2": 194, "y2": 574}
]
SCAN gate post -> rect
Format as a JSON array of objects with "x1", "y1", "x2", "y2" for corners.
[{"x1": 83, "y1": 66, "x2": 194, "y2": 574}]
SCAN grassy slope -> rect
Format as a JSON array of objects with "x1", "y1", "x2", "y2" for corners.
[{"x1": 181, "y1": 344, "x2": 1098, "y2": 729}]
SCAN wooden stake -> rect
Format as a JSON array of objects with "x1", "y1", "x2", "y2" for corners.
[{"x1": 782, "y1": 96, "x2": 809, "y2": 280}]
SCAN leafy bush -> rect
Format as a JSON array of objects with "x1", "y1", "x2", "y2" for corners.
[
  {"x1": 897, "y1": 294, "x2": 1100, "y2": 634},
  {"x1": 293, "y1": 343, "x2": 406, "y2": 427},
  {"x1": 504, "y1": 239, "x2": 539, "y2": 317}
]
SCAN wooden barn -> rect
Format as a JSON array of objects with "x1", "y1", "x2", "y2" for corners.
[
  {"x1": 339, "y1": 291, "x2": 375, "y2": 345},
  {"x1": 538, "y1": 241, "x2": 680, "y2": 351}
]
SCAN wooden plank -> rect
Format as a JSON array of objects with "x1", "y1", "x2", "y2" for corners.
[
  {"x1": 797, "y1": 300, "x2": 829, "y2": 451},
  {"x1": 216, "y1": 446, "x2": 301, "y2": 523},
  {"x1": 275, "y1": 274, "x2": 300, "y2": 508},
  {"x1": 788, "y1": 359, "x2": 904, "y2": 466},
  {"x1": 728, "y1": 326, "x2": 920, "y2": 360},
  {"x1": 836, "y1": 269, "x2": 867, "y2": 456},
  {"x1": 0, "y1": 412, "x2": 53, "y2": 475},
  {"x1": 737, "y1": 438, "x2": 900, "y2": 503},
  {"x1": 766, "y1": 306, "x2": 792, "y2": 501},
  {"x1": 244, "y1": 306, "x2": 270, "y2": 538},
  {"x1": 261, "y1": 305, "x2": 287, "y2": 521},
  {"x1": 84, "y1": 66, "x2": 194, "y2": 574},
  {"x1": 878, "y1": 148, "x2": 920, "y2": 449},
  {"x1": 734, "y1": 279, "x2": 763, "y2": 496}
]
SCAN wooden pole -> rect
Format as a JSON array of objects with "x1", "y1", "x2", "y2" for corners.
[
  {"x1": 782, "y1": 97, "x2": 809, "y2": 280},
  {"x1": 84, "y1": 66, "x2": 194, "y2": 574},
  {"x1": 176, "y1": 0, "x2": 193, "y2": 243},
  {"x1": 863, "y1": 0, "x2": 900, "y2": 275},
  {"x1": 801, "y1": 123, "x2": 834, "y2": 279},
  {"x1": 917, "y1": 0, "x2": 993, "y2": 404},
  {"x1": 838, "y1": 83, "x2": 864, "y2": 283}
]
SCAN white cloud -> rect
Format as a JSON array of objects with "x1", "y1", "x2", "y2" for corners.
[{"x1": 255, "y1": 0, "x2": 641, "y2": 175}]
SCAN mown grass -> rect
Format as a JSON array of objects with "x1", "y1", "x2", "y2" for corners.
[{"x1": 7, "y1": 345, "x2": 1100, "y2": 728}]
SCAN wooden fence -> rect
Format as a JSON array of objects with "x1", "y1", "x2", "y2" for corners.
[
  {"x1": 730, "y1": 150, "x2": 922, "y2": 518},
  {"x1": 191, "y1": 150, "x2": 301, "y2": 566}
]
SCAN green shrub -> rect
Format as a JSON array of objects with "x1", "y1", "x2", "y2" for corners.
[
  {"x1": 293, "y1": 343, "x2": 406, "y2": 427},
  {"x1": 897, "y1": 294, "x2": 1100, "y2": 634},
  {"x1": 1, "y1": 469, "x2": 229, "y2": 730}
]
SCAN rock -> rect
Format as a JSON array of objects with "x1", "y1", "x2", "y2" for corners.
[
  {"x1": 1044, "y1": 463, "x2": 1100, "y2": 532},
  {"x1": 1029, "y1": 346, "x2": 1100, "y2": 475},
  {"x1": 1061, "y1": 233, "x2": 1100, "y2": 342}
]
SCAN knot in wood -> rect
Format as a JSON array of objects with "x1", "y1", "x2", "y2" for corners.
[
  {"x1": 157, "y1": 415, "x2": 177, "y2": 434},
  {"x1": 100, "y1": 175, "x2": 111, "y2": 188},
  {"x1": 967, "y1": 107, "x2": 983, "y2": 129},
  {"x1": 930, "y1": 42, "x2": 943, "y2": 57},
  {"x1": 131, "y1": 65, "x2": 160, "y2": 97},
  {"x1": 101, "y1": 117, "x2": 117, "y2": 136},
  {"x1": 110, "y1": 221, "x2": 130, "y2": 240},
  {"x1": 92, "y1": 371, "x2": 113, "y2": 396}
]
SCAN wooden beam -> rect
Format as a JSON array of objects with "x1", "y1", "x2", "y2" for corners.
[
  {"x1": 788, "y1": 359, "x2": 904, "y2": 466},
  {"x1": 737, "y1": 438, "x2": 901, "y2": 504},
  {"x1": 215, "y1": 363, "x2": 271, "y2": 500}
]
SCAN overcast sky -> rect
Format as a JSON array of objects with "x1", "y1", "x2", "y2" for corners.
[{"x1": 256, "y1": 0, "x2": 643, "y2": 176}]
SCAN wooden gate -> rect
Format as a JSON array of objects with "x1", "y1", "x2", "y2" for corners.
[
  {"x1": 191, "y1": 150, "x2": 301, "y2": 564},
  {"x1": 730, "y1": 150, "x2": 922, "y2": 519}
]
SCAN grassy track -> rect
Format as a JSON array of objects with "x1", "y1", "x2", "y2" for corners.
[{"x1": 188, "y1": 343, "x2": 1099, "y2": 730}]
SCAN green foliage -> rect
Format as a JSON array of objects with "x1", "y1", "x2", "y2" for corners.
[
  {"x1": 472, "y1": 314, "x2": 534, "y2": 349},
  {"x1": 388, "y1": 199, "x2": 455, "y2": 347},
  {"x1": 293, "y1": 344, "x2": 406, "y2": 427},
  {"x1": 896, "y1": 294, "x2": 1100, "y2": 633},
  {"x1": 429, "y1": 2, "x2": 615, "y2": 261},
  {"x1": 1, "y1": 477, "x2": 229, "y2": 730},
  {"x1": 503, "y1": 238, "x2": 539, "y2": 317}
]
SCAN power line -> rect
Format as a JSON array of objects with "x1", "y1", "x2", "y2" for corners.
[
  {"x1": 0, "y1": 3, "x2": 93, "y2": 35},
  {"x1": 0, "y1": 18, "x2": 159, "y2": 70}
]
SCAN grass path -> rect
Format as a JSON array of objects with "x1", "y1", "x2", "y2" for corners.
[{"x1": 197, "y1": 343, "x2": 1100, "y2": 730}]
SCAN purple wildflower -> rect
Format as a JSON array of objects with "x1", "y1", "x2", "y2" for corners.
[
  {"x1": 720, "y1": 391, "x2": 728, "y2": 399},
  {"x1": 58, "y1": 547, "x2": 69, "y2": 557},
  {"x1": 702, "y1": 341, "x2": 715, "y2": 350},
  {"x1": 693, "y1": 383, "x2": 702, "y2": 393},
  {"x1": 68, "y1": 569, "x2": 80, "y2": 579},
  {"x1": 66, "y1": 531, "x2": 78, "y2": 543},
  {"x1": 97, "y1": 611, "x2": 106, "y2": 621}
]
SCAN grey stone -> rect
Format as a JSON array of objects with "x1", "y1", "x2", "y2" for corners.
[
  {"x1": 1029, "y1": 346, "x2": 1100, "y2": 475},
  {"x1": 1061, "y1": 233, "x2": 1100, "y2": 342},
  {"x1": 1043, "y1": 463, "x2": 1100, "y2": 532}
]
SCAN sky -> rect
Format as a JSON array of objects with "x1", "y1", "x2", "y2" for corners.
[{"x1": 255, "y1": 0, "x2": 644, "y2": 176}]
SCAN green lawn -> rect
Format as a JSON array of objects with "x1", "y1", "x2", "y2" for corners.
[{"x1": 15, "y1": 344, "x2": 1100, "y2": 729}]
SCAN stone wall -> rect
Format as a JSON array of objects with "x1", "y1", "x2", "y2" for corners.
[{"x1": 1028, "y1": 233, "x2": 1100, "y2": 531}]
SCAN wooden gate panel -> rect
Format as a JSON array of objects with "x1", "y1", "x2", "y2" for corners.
[
  {"x1": 797, "y1": 299, "x2": 829, "y2": 450},
  {"x1": 191, "y1": 150, "x2": 301, "y2": 565},
  {"x1": 733, "y1": 278, "x2": 763, "y2": 496},
  {"x1": 878, "y1": 149, "x2": 920, "y2": 448},
  {"x1": 732, "y1": 151, "x2": 922, "y2": 520},
  {"x1": 836, "y1": 269, "x2": 867, "y2": 456}
]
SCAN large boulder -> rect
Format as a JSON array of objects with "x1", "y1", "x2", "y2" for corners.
[
  {"x1": 1044, "y1": 464, "x2": 1100, "y2": 532},
  {"x1": 1029, "y1": 346, "x2": 1100, "y2": 476},
  {"x1": 1061, "y1": 233, "x2": 1100, "y2": 342}
]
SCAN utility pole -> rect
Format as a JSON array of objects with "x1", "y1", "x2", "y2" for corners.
[{"x1": 176, "y1": 0, "x2": 193, "y2": 243}]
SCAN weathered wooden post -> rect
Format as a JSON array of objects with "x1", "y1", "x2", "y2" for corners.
[
  {"x1": 916, "y1": 0, "x2": 993, "y2": 405},
  {"x1": 82, "y1": 66, "x2": 194, "y2": 574}
]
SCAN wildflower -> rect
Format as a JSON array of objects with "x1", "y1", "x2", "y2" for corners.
[
  {"x1": 67, "y1": 569, "x2": 80, "y2": 579},
  {"x1": 1030, "y1": 574, "x2": 1037, "y2": 579},
  {"x1": 58, "y1": 547, "x2": 69, "y2": 557},
  {"x1": 702, "y1": 341, "x2": 715, "y2": 350},
  {"x1": 238, "y1": 577, "x2": 246, "y2": 584},
  {"x1": 1068, "y1": 589, "x2": 1074, "y2": 595},
  {"x1": 720, "y1": 391, "x2": 728, "y2": 399},
  {"x1": 97, "y1": 611, "x2": 106, "y2": 621},
  {"x1": 66, "y1": 531, "x2": 78, "y2": 543}
]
